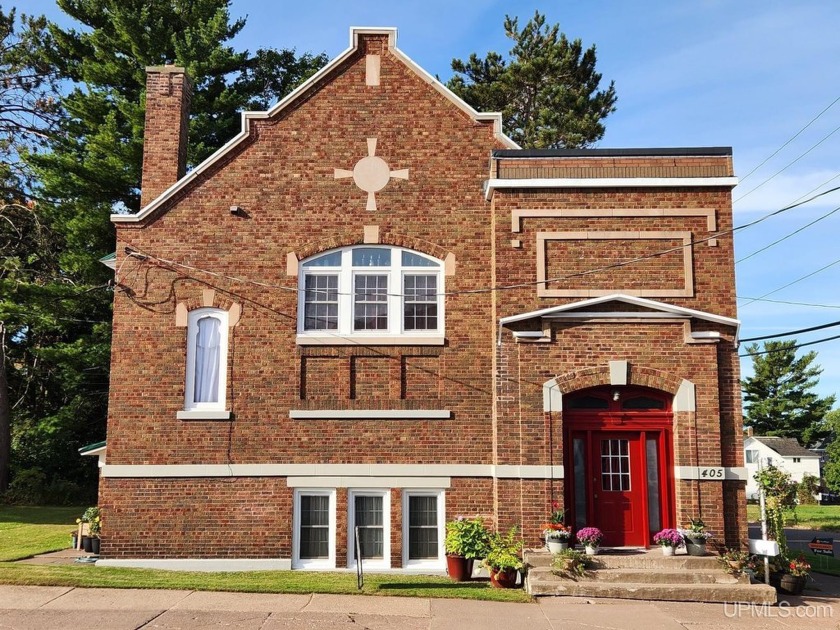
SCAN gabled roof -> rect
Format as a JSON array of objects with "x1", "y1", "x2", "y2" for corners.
[
  {"x1": 113, "y1": 27, "x2": 518, "y2": 224},
  {"x1": 499, "y1": 293, "x2": 740, "y2": 332},
  {"x1": 749, "y1": 436, "x2": 820, "y2": 458}
]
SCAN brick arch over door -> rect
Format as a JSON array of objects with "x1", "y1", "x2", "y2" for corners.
[{"x1": 552, "y1": 365, "x2": 683, "y2": 398}]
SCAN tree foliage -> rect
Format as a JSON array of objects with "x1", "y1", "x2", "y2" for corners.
[
  {"x1": 447, "y1": 11, "x2": 617, "y2": 148},
  {"x1": 742, "y1": 340, "x2": 835, "y2": 446},
  {"x1": 2, "y1": 0, "x2": 326, "y2": 500},
  {"x1": 822, "y1": 409, "x2": 840, "y2": 492}
]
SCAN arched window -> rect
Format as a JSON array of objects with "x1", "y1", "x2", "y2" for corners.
[
  {"x1": 184, "y1": 308, "x2": 228, "y2": 411},
  {"x1": 297, "y1": 246, "x2": 444, "y2": 343}
]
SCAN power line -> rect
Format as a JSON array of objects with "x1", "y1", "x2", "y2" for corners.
[
  {"x1": 734, "y1": 122, "x2": 840, "y2": 203},
  {"x1": 740, "y1": 318, "x2": 840, "y2": 343},
  {"x1": 122, "y1": 186, "x2": 840, "y2": 301},
  {"x1": 739, "y1": 333, "x2": 840, "y2": 357},
  {"x1": 735, "y1": 296, "x2": 840, "y2": 309},
  {"x1": 738, "y1": 256, "x2": 840, "y2": 308},
  {"x1": 736, "y1": 204, "x2": 840, "y2": 263},
  {"x1": 737, "y1": 95, "x2": 840, "y2": 184}
]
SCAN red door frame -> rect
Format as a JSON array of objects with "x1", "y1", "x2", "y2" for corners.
[{"x1": 563, "y1": 386, "x2": 676, "y2": 547}]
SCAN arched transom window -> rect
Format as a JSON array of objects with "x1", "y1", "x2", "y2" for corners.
[{"x1": 297, "y1": 246, "x2": 444, "y2": 343}]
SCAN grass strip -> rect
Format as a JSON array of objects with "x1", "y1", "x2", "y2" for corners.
[
  {"x1": 0, "y1": 506, "x2": 84, "y2": 562},
  {"x1": 0, "y1": 563, "x2": 532, "y2": 602}
]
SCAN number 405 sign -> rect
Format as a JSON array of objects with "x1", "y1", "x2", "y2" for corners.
[{"x1": 699, "y1": 467, "x2": 725, "y2": 479}]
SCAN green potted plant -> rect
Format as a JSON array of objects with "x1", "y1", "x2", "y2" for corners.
[
  {"x1": 780, "y1": 554, "x2": 810, "y2": 595},
  {"x1": 550, "y1": 548, "x2": 589, "y2": 579},
  {"x1": 653, "y1": 528, "x2": 684, "y2": 556},
  {"x1": 679, "y1": 517, "x2": 712, "y2": 556},
  {"x1": 543, "y1": 502, "x2": 572, "y2": 553},
  {"x1": 444, "y1": 516, "x2": 490, "y2": 581},
  {"x1": 575, "y1": 527, "x2": 603, "y2": 555},
  {"x1": 482, "y1": 526, "x2": 524, "y2": 588},
  {"x1": 83, "y1": 507, "x2": 101, "y2": 555},
  {"x1": 717, "y1": 548, "x2": 753, "y2": 574}
]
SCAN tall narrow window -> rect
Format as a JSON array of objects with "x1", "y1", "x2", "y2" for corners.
[
  {"x1": 184, "y1": 308, "x2": 228, "y2": 412},
  {"x1": 348, "y1": 490, "x2": 390, "y2": 570},
  {"x1": 403, "y1": 491, "x2": 444, "y2": 569},
  {"x1": 304, "y1": 275, "x2": 338, "y2": 330},
  {"x1": 294, "y1": 489, "x2": 335, "y2": 569}
]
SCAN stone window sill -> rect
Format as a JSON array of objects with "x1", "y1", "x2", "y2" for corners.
[{"x1": 177, "y1": 410, "x2": 232, "y2": 420}]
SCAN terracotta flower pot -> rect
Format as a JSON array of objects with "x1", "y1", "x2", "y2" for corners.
[
  {"x1": 445, "y1": 554, "x2": 473, "y2": 581},
  {"x1": 489, "y1": 567, "x2": 519, "y2": 588}
]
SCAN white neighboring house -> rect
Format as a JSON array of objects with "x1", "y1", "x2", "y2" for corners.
[{"x1": 744, "y1": 436, "x2": 822, "y2": 500}]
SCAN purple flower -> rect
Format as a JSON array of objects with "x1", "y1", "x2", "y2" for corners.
[
  {"x1": 653, "y1": 528, "x2": 684, "y2": 547},
  {"x1": 576, "y1": 527, "x2": 604, "y2": 546}
]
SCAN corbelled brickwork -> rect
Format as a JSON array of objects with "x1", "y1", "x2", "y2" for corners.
[{"x1": 102, "y1": 28, "x2": 745, "y2": 565}]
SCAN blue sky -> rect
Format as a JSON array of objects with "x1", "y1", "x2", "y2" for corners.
[{"x1": 26, "y1": 1, "x2": 840, "y2": 400}]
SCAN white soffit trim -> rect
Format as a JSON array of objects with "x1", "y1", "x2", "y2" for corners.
[
  {"x1": 484, "y1": 177, "x2": 739, "y2": 200},
  {"x1": 499, "y1": 293, "x2": 740, "y2": 337},
  {"x1": 113, "y1": 27, "x2": 518, "y2": 224}
]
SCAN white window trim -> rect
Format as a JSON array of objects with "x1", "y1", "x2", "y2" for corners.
[
  {"x1": 402, "y1": 489, "x2": 445, "y2": 571},
  {"x1": 347, "y1": 489, "x2": 391, "y2": 571},
  {"x1": 184, "y1": 308, "x2": 229, "y2": 412},
  {"x1": 297, "y1": 246, "x2": 445, "y2": 343},
  {"x1": 292, "y1": 488, "x2": 336, "y2": 570}
]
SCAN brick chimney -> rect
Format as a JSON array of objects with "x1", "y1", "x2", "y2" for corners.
[{"x1": 141, "y1": 65, "x2": 192, "y2": 208}]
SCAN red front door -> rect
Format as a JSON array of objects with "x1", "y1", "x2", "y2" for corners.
[
  {"x1": 591, "y1": 433, "x2": 645, "y2": 546},
  {"x1": 563, "y1": 386, "x2": 675, "y2": 548}
]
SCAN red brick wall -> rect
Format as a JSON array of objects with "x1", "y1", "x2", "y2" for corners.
[{"x1": 103, "y1": 31, "x2": 744, "y2": 560}]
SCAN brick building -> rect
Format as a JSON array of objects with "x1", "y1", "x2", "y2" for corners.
[{"x1": 95, "y1": 28, "x2": 746, "y2": 570}]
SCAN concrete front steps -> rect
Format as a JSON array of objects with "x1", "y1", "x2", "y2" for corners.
[{"x1": 524, "y1": 548, "x2": 777, "y2": 604}]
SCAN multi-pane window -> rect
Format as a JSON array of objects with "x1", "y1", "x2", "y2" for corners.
[
  {"x1": 304, "y1": 275, "x2": 338, "y2": 330},
  {"x1": 601, "y1": 439, "x2": 630, "y2": 492},
  {"x1": 407, "y1": 495, "x2": 439, "y2": 560},
  {"x1": 299, "y1": 495, "x2": 330, "y2": 559},
  {"x1": 294, "y1": 490, "x2": 335, "y2": 569},
  {"x1": 354, "y1": 275, "x2": 388, "y2": 330},
  {"x1": 353, "y1": 495, "x2": 384, "y2": 560},
  {"x1": 404, "y1": 275, "x2": 438, "y2": 331},
  {"x1": 298, "y1": 246, "x2": 444, "y2": 340}
]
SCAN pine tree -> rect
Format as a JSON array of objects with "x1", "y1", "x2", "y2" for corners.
[
  {"x1": 447, "y1": 11, "x2": 617, "y2": 148},
  {"x1": 2, "y1": 1, "x2": 326, "y2": 499},
  {"x1": 742, "y1": 340, "x2": 835, "y2": 446}
]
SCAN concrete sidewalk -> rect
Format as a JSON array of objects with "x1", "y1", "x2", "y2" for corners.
[{"x1": 1, "y1": 583, "x2": 840, "y2": 629}]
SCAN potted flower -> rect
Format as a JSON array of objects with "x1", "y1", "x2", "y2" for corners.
[
  {"x1": 444, "y1": 516, "x2": 490, "y2": 581},
  {"x1": 544, "y1": 523, "x2": 573, "y2": 553},
  {"x1": 653, "y1": 528, "x2": 684, "y2": 556},
  {"x1": 717, "y1": 548, "x2": 752, "y2": 574},
  {"x1": 85, "y1": 507, "x2": 102, "y2": 555},
  {"x1": 679, "y1": 517, "x2": 713, "y2": 556},
  {"x1": 576, "y1": 526, "x2": 603, "y2": 555},
  {"x1": 550, "y1": 548, "x2": 589, "y2": 579},
  {"x1": 780, "y1": 554, "x2": 810, "y2": 595},
  {"x1": 482, "y1": 527, "x2": 524, "y2": 588}
]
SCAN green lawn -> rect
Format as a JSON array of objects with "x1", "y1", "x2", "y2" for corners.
[
  {"x1": 0, "y1": 506, "x2": 531, "y2": 602},
  {"x1": 0, "y1": 506, "x2": 82, "y2": 562},
  {"x1": 746, "y1": 504, "x2": 840, "y2": 531}
]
